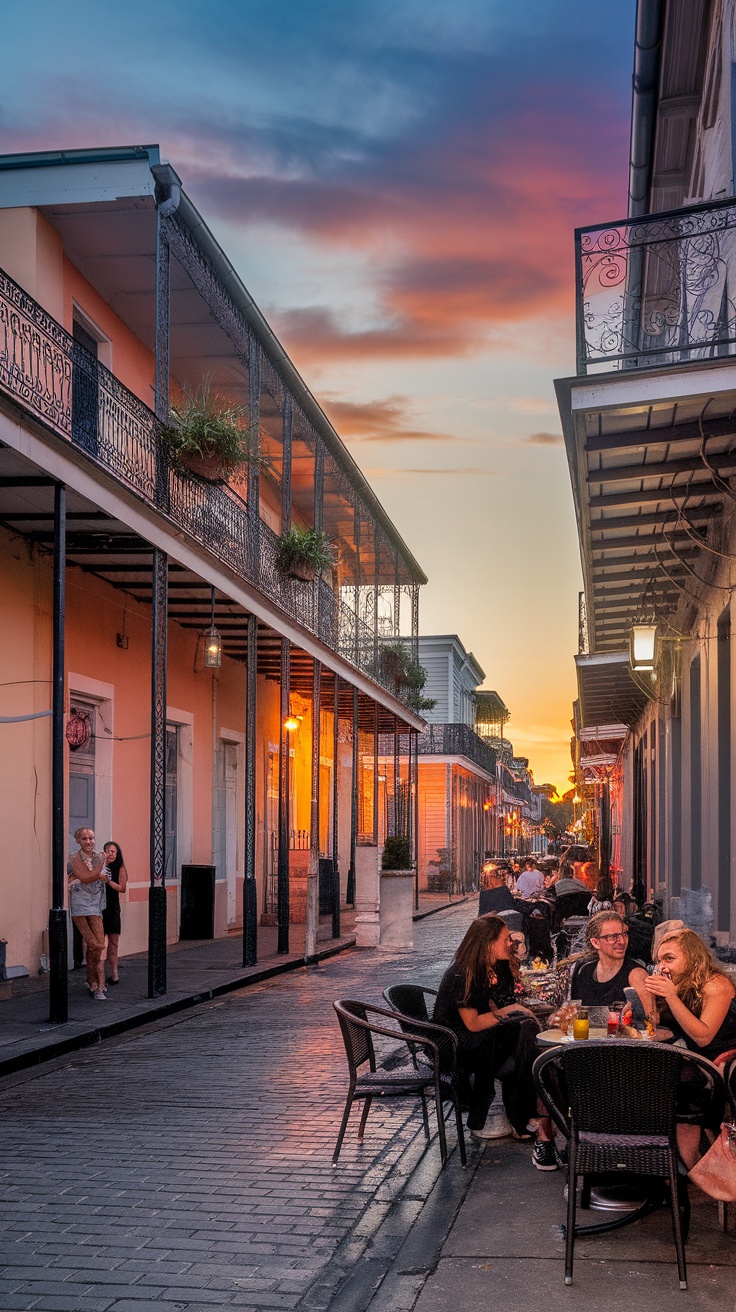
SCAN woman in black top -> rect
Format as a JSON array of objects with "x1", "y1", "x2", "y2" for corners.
[
  {"x1": 102, "y1": 841, "x2": 128, "y2": 984},
  {"x1": 434, "y1": 916, "x2": 549, "y2": 1153}
]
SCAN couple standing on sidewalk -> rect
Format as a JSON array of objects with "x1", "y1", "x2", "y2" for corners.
[{"x1": 67, "y1": 828, "x2": 127, "y2": 999}]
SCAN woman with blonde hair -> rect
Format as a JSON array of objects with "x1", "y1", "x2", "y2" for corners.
[{"x1": 645, "y1": 928, "x2": 736, "y2": 1165}]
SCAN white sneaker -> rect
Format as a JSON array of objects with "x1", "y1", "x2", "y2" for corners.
[
  {"x1": 93, "y1": 990, "x2": 108, "y2": 1001},
  {"x1": 471, "y1": 1114, "x2": 514, "y2": 1140}
]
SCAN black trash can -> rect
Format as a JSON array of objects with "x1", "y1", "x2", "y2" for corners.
[
  {"x1": 319, "y1": 858, "x2": 334, "y2": 915},
  {"x1": 180, "y1": 864, "x2": 216, "y2": 939}
]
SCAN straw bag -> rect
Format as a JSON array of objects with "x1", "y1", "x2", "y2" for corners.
[{"x1": 688, "y1": 1123, "x2": 736, "y2": 1202}]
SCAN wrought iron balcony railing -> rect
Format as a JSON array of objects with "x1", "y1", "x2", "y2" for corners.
[
  {"x1": 417, "y1": 722, "x2": 498, "y2": 777},
  {"x1": 0, "y1": 266, "x2": 403, "y2": 701},
  {"x1": 576, "y1": 196, "x2": 736, "y2": 374}
]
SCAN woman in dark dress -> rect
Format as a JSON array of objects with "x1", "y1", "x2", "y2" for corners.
[
  {"x1": 433, "y1": 915, "x2": 557, "y2": 1168},
  {"x1": 102, "y1": 841, "x2": 128, "y2": 985},
  {"x1": 645, "y1": 928, "x2": 736, "y2": 1167}
]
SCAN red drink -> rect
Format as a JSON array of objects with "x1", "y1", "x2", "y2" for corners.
[{"x1": 607, "y1": 1015, "x2": 619, "y2": 1037}]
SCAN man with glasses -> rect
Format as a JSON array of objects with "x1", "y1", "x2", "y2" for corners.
[{"x1": 569, "y1": 911, "x2": 650, "y2": 1010}]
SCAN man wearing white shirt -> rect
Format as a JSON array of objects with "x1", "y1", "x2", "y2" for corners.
[{"x1": 515, "y1": 858, "x2": 545, "y2": 898}]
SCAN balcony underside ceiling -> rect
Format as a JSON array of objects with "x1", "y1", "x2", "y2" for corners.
[
  {"x1": 560, "y1": 371, "x2": 736, "y2": 654},
  {"x1": 0, "y1": 444, "x2": 413, "y2": 732},
  {"x1": 575, "y1": 652, "x2": 650, "y2": 732}
]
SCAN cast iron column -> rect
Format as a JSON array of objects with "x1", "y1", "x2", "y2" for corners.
[
  {"x1": 148, "y1": 547, "x2": 168, "y2": 998},
  {"x1": 243, "y1": 613, "x2": 258, "y2": 965},
  {"x1": 281, "y1": 393, "x2": 292, "y2": 532},
  {"x1": 332, "y1": 675, "x2": 340, "y2": 931},
  {"x1": 49, "y1": 483, "x2": 68, "y2": 1024},
  {"x1": 248, "y1": 335, "x2": 261, "y2": 579},
  {"x1": 393, "y1": 714, "x2": 400, "y2": 836},
  {"x1": 306, "y1": 658, "x2": 321, "y2": 960},
  {"x1": 277, "y1": 637, "x2": 290, "y2": 954},
  {"x1": 373, "y1": 702, "x2": 379, "y2": 845},
  {"x1": 346, "y1": 686, "x2": 358, "y2": 905},
  {"x1": 154, "y1": 209, "x2": 171, "y2": 512}
]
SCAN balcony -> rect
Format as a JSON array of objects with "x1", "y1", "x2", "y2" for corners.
[
  {"x1": 575, "y1": 196, "x2": 736, "y2": 375},
  {"x1": 0, "y1": 265, "x2": 411, "y2": 702},
  {"x1": 417, "y1": 722, "x2": 498, "y2": 777}
]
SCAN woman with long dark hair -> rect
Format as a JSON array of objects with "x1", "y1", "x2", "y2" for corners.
[
  {"x1": 102, "y1": 841, "x2": 128, "y2": 985},
  {"x1": 434, "y1": 915, "x2": 557, "y2": 1168}
]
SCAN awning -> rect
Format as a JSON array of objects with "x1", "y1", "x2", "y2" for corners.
[{"x1": 575, "y1": 651, "x2": 650, "y2": 730}]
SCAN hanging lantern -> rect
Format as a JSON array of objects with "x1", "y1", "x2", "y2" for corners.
[
  {"x1": 203, "y1": 586, "x2": 222, "y2": 668},
  {"x1": 630, "y1": 624, "x2": 657, "y2": 671}
]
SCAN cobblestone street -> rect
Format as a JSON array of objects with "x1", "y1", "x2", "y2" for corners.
[{"x1": 0, "y1": 901, "x2": 476, "y2": 1312}]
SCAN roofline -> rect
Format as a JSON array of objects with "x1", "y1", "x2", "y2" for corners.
[
  {"x1": 0, "y1": 144, "x2": 161, "y2": 171},
  {"x1": 0, "y1": 145, "x2": 427, "y2": 585}
]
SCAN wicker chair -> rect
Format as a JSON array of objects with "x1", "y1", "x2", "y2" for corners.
[
  {"x1": 533, "y1": 1040, "x2": 725, "y2": 1290},
  {"x1": 382, "y1": 983, "x2": 436, "y2": 1023},
  {"x1": 332, "y1": 999, "x2": 466, "y2": 1168},
  {"x1": 719, "y1": 1053, "x2": 736, "y2": 1233}
]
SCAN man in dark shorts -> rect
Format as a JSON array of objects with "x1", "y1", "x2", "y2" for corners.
[{"x1": 570, "y1": 910, "x2": 650, "y2": 1010}]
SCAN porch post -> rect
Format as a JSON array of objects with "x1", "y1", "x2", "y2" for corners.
[
  {"x1": 373, "y1": 701, "x2": 379, "y2": 846},
  {"x1": 277, "y1": 637, "x2": 290, "y2": 954},
  {"x1": 248, "y1": 336, "x2": 261, "y2": 578},
  {"x1": 243, "y1": 613, "x2": 258, "y2": 966},
  {"x1": 393, "y1": 714, "x2": 400, "y2": 834},
  {"x1": 412, "y1": 730, "x2": 420, "y2": 910},
  {"x1": 306, "y1": 658, "x2": 321, "y2": 961},
  {"x1": 282, "y1": 393, "x2": 292, "y2": 531},
  {"x1": 346, "y1": 686, "x2": 358, "y2": 905},
  {"x1": 49, "y1": 482, "x2": 68, "y2": 1024},
  {"x1": 332, "y1": 675, "x2": 340, "y2": 931},
  {"x1": 148, "y1": 547, "x2": 168, "y2": 998},
  {"x1": 154, "y1": 211, "x2": 170, "y2": 511}
]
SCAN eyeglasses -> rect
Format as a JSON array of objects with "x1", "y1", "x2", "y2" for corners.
[{"x1": 596, "y1": 931, "x2": 629, "y2": 944}]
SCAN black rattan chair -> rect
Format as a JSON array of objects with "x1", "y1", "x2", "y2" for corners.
[
  {"x1": 382, "y1": 983, "x2": 436, "y2": 1023},
  {"x1": 719, "y1": 1053, "x2": 736, "y2": 1233},
  {"x1": 533, "y1": 1040, "x2": 725, "y2": 1290},
  {"x1": 332, "y1": 999, "x2": 466, "y2": 1168}
]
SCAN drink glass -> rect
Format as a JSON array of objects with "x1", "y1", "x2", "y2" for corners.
[
  {"x1": 607, "y1": 1002, "x2": 624, "y2": 1037},
  {"x1": 572, "y1": 1007, "x2": 589, "y2": 1041}
]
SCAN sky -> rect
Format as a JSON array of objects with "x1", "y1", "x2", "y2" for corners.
[{"x1": 3, "y1": 0, "x2": 637, "y2": 791}]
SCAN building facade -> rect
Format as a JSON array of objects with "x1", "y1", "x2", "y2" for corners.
[
  {"x1": 0, "y1": 146, "x2": 427, "y2": 1009},
  {"x1": 559, "y1": 0, "x2": 736, "y2": 942}
]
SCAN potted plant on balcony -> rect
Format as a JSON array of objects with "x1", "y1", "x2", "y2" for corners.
[
  {"x1": 377, "y1": 642, "x2": 436, "y2": 713},
  {"x1": 161, "y1": 377, "x2": 266, "y2": 482},
  {"x1": 275, "y1": 525, "x2": 334, "y2": 582}
]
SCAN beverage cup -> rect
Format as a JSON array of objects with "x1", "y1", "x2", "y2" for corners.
[
  {"x1": 607, "y1": 1002, "x2": 624, "y2": 1037},
  {"x1": 572, "y1": 1007, "x2": 589, "y2": 1041}
]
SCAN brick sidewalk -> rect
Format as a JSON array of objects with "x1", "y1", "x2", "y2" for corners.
[{"x1": 0, "y1": 899, "x2": 478, "y2": 1312}]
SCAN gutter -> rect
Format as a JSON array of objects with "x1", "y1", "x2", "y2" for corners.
[{"x1": 628, "y1": 0, "x2": 664, "y2": 217}]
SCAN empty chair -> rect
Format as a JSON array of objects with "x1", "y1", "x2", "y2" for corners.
[
  {"x1": 332, "y1": 999, "x2": 466, "y2": 1168},
  {"x1": 533, "y1": 1039, "x2": 725, "y2": 1290}
]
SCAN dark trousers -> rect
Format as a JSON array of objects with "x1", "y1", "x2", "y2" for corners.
[{"x1": 460, "y1": 1016, "x2": 539, "y2": 1133}]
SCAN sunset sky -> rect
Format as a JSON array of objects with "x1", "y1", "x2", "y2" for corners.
[{"x1": 4, "y1": 0, "x2": 637, "y2": 791}]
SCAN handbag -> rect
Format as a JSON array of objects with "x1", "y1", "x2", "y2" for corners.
[{"x1": 688, "y1": 1123, "x2": 736, "y2": 1201}]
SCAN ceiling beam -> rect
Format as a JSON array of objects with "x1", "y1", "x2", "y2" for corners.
[
  {"x1": 592, "y1": 546, "x2": 700, "y2": 565},
  {"x1": 585, "y1": 415, "x2": 736, "y2": 453},
  {"x1": 589, "y1": 486, "x2": 722, "y2": 509},
  {"x1": 590, "y1": 506, "x2": 720, "y2": 531},
  {"x1": 587, "y1": 452, "x2": 736, "y2": 484},
  {"x1": 591, "y1": 533, "x2": 704, "y2": 552}
]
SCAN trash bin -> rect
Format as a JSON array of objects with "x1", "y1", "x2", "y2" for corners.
[
  {"x1": 180, "y1": 864, "x2": 216, "y2": 939},
  {"x1": 319, "y1": 858, "x2": 335, "y2": 915}
]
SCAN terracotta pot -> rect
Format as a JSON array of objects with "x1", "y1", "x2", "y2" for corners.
[
  {"x1": 287, "y1": 558, "x2": 317, "y2": 582},
  {"x1": 179, "y1": 451, "x2": 226, "y2": 483}
]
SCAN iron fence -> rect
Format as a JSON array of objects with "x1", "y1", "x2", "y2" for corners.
[
  {"x1": 0, "y1": 265, "x2": 415, "y2": 703},
  {"x1": 576, "y1": 196, "x2": 736, "y2": 374}
]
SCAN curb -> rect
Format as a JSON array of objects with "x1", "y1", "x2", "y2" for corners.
[
  {"x1": 413, "y1": 895, "x2": 470, "y2": 921},
  {"x1": 0, "y1": 935, "x2": 356, "y2": 1081}
]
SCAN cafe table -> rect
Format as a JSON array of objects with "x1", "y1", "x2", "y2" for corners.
[{"x1": 534, "y1": 1026, "x2": 677, "y2": 1230}]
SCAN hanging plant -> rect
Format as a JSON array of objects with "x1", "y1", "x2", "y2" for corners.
[
  {"x1": 161, "y1": 376, "x2": 267, "y2": 482},
  {"x1": 275, "y1": 525, "x2": 334, "y2": 581},
  {"x1": 377, "y1": 641, "x2": 436, "y2": 712}
]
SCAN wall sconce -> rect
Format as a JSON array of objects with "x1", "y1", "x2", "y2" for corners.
[
  {"x1": 630, "y1": 623, "x2": 657, "y2": 672},
  {"x1": 284, "y1": 715, "x2": 300, "y2": 732},
  {"x1": 203, "y1": 588, "x2": 222, "y2": 668}
]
